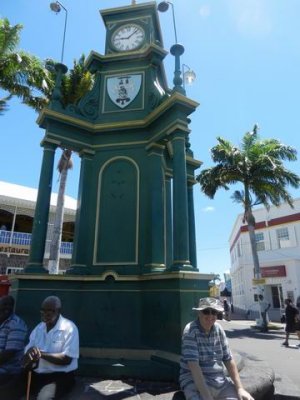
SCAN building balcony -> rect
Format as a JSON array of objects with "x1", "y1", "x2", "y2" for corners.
[{"x1": 0, "y1": 229, "x2": 73, "y2": 257}]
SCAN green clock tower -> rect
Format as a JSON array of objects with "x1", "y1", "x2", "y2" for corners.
[{"x1": 12, "y1": 1, "x2": 213, "y2": 380}]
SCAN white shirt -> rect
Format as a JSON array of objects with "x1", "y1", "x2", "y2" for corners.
[
  {"x1": 25, "y1": 314, "x2": 79, "y2": 373},
  {"x1": 259, "y1": 300, "x2": 269, "y2": 313}
]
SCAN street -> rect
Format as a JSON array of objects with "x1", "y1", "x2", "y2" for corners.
[{"x1": 221, "y1": 319, "x2": 300, "y2": 393}]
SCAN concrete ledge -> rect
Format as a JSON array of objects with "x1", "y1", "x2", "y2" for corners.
[
  {"x1": 274, "y1": 373, "x2": 300, "y2": 399},
  {"x1": 22, "y1": 353, "x2": 277, "y2": 400},
  {"x1": 238, "y1": 357, "x2": 274, "y2": 400}
]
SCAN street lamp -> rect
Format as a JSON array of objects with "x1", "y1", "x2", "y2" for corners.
[
  {"x1": 157, "y1": 1, "x2": 178, "y2": 44},
  {"x1": 182, "y1": 64, "x2": 196, "y2": 89},
  {"x1": 157, "y1": 1, "x2": 184, "y2": 94},
  {"x1": 50, "y1": 1, "x2": 68, "y2": 64}
]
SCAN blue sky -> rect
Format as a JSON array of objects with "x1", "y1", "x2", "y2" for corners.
[{"x1": 1, "y1": 0, "x2": 300, "y2": 277}]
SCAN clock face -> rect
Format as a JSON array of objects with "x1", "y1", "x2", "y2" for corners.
[{"x1": 112, "y1": 24, "x2": 145, "y2": 51}]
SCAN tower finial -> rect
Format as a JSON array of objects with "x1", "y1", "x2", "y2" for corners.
[{"x1": 131, "y1": 0, "x2": 136, "y2": 4}]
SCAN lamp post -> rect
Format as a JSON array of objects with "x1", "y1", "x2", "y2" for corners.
[
  {"x1": 182, "y1": 64, "x2": 196, "y2": 90},
  {"x1": 50, "y1": 1, "x2": 68, "y2": 64},
  {"x1": 158, "y1": 1, "x2": 184, "y2": 94},
  {"x1": 157, "y1": 1, "x2": 178, "y2": 44}
]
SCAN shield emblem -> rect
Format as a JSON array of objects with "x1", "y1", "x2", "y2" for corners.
[{"x1": 107, "y1": 74, "x2": 142, "y2": 109}]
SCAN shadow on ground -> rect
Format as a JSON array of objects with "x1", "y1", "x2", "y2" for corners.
[{"x1": 224, "y1": 324, "x2": 286, "y2": 341}]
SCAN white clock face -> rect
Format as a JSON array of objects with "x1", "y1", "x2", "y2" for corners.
[{"x1": 112, "y1": 24, "x2": 145, "y2": 51}]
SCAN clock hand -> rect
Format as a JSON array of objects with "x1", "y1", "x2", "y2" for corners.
[
  {"x1": 118, "y1": 32, "x2": 136, "y2": 40},
  {"x1": 117, "y1": 29, "x2": 138, "y2": 40},
  {"x1": 128, "y1": 28, "x2": 138, "y2": 39}
]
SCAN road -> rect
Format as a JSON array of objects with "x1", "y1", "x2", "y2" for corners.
[{"x1": 220, "y1": 319, "x2": 300, "y2": 393}]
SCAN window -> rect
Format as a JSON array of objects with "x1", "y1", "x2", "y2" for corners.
[
  {"x1": 276, "y1": 227, "x2": 290, "y2": 248},
  {"x1": 255, "y1": 232, "x2": 265, "y2": 251}
]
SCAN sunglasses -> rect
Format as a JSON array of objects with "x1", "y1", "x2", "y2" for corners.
[{"x1": 201, "y1": 308, "x2": 218, "y2": 316}]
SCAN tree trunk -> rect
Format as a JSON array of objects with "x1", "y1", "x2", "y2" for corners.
[
  {"x1": 245, "y1": 207, "x2": 266, "y2": 328},
  {"x1": 246, "y1": 209, "x2": 261, "y2": 279},
  {"x1": 48, "y1": 150, "x2": 72, "y2": 274}
]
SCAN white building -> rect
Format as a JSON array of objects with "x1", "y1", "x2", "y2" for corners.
[
  {"x1": 0, "y1": 181, "x2": 77, "y2": 274},
  {"x1": 229, "y1": 199, "x2": 300, "y2": 322}
]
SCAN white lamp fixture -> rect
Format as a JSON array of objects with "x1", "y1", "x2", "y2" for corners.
[{"x1": 182, "y1": 64, "x2": 196, "y2": 89}]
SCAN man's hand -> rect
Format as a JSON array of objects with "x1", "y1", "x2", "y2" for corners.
[
  {"x1": 22, "y1": 346, "x2": 41, "y2": 369},
  {"x1": 25, "y1": 346, "x2": 41, "y2": 362},
  {"x1": 237, "y1": 387, "x2": 254, "y2": 400}
]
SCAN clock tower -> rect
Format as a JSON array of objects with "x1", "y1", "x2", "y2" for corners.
[{"x1": 15, "y1": 1, "x2": 213, "y2": 380}]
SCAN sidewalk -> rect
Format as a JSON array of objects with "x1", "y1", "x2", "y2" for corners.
[
  {"x1": 64, "y1": 378, "x2": 180, "y2": 400},
  {"x1": 222, "y1": 318, "x2": 300, "y2": 399}
]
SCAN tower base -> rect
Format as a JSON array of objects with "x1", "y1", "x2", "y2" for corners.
[{"x1": 10, "y1": 271, "x2": 213, "y2": 380}]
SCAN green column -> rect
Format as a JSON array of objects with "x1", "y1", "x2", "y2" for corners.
[
  {"x1": 188, "y1": 183, "x2": 198, "y2": 270},
  {"x1": 147, "y1": 147, "x2": 165, "y2": 271},
  {"x1": 165, "y1": 175, "x2": 173, "y2": 269},
  {"x1": 171, "y1": 131, "x2": 191, "y2": 270},
  {"x1": 26, "y1": 142, "x2": 56, "y2": 273},
  {"x1": 69, "y1": 151, "x2": 94, "y2": 274}
]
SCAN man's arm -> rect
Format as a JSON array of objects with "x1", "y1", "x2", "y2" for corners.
[
  {"x1": 224, "y1": 359, "x2": 254, "y2": 400},
  {"x1": 24, "y1": 347, "x2": 72, "y2": 366},
  {"x1": 187, "y1": 361, "x2": 214, "y2": 400},
  {"x1": 0, "y1": 317, "x2": 28, "y2": 365},
  {"x1": 40, "y1": 351, "x2": 72, "y2": 365}
]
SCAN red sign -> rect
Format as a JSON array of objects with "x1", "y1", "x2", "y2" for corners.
[{"x1": 261, "y1": 265, "x2": 286, "y2": 278}]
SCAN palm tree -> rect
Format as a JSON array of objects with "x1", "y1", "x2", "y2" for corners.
[
  {"x1": 0, "y1": 95, "x2": 11, "y2": 115},
  {"x1": 48, "y1": 149, "x2": 73, "y2": 275},
  {"x1": 197, "y1": 125, "x2": 300, "y2": 318},
  {"x1": 0, "y1": 18, "x2": 52, "y2": 112},
  {"x1": 47, "y1": 55, "x2": 93, "y2": 274},
  {"x1": 1, "y1": 17, "x2": 93, "y2": 273}
]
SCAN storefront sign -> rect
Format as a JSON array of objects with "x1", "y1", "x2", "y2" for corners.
[
  {"x1": 0, "y1": 245, "x2": 29, "y2": 255},
  {"x1": 261, "y1": 265, "x2": 286, "y2": 278},
  {"x1": 252, "y1": 278, "x2": 266, "y2": 285}
]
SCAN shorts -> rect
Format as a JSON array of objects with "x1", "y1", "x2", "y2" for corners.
[
  {"x1": 285, "y1": 322, "x2": 296, "y2": 333},
  {"x1": 182, "y1": 379, "x2": 239, "y2": 400}
]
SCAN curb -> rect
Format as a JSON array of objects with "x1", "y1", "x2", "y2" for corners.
[{"x1": 274, "y1": 373, "x2": 300, "y2": 399}]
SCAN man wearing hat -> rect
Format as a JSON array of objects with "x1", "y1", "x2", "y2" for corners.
[{"x1": 179, "y1": 297, "x2": 253, "y2": 400}]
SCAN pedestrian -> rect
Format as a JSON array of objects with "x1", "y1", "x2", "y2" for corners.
[
  {"x1": 179, "y1": 297, "x2": 254, "y2": 400},
  {"x1": 22, "y1": 295, "x2": 79, "y2": 399},
  {"x1": 0, "y1": 295, "x2": 28, "y2": 399},
  {"x1": 258, "y1": 294, "x2": 271, "y2": 332},
  {"x1": 282, "y1": 298, "x2": 299, "y2": 347},
  {"x1": 223, "y1": 299, "x2": 230, "y2": 321}
]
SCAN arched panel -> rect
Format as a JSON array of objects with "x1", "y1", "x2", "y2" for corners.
[{"x1": 94, "y1": 157, "x2": 139, "y2": 265}]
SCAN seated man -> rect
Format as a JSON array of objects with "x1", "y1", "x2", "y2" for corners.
[
  {"x1": 180, "y1": 297, "x2": 253, "y2": 400},
  {"x1": 0, "y1": 295, "x2": 28, "y2": 400},
  {"x1": 23, "y1": 295, "x2": 79, "y2": 400}
]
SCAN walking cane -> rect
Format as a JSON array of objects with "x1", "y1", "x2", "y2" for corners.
[{"x1": 26, "y1": 370, "x2": 32, "y2": 400}]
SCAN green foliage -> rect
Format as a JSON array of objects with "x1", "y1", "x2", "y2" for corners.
[
  {"x1": 0, "y1": 18, "x2": 94, "y2": 113},
  {"x1": 61, "y1": 55, "x2": 94, "y2": 107},
  {"x1": 197, "y1": 125, "x2": 300, "y2": 211},
  {"x1": 0, "y1": 17, "x2": 52, "y2": 112}
]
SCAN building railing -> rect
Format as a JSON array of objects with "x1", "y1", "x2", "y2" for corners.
[{"x1": 0, "y1": 229, "x2": 73, "y2": 255}]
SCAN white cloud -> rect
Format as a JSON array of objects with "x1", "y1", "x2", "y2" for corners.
[
  {"x1": 202, "y1": 206, "x2": 215, "y2": 212},
  {"x1": 228, "y1": 0, "x2": 272, "y2": 37},
  {"x1": 198, "y1": 5, "x2": 211, "y2": 18}
]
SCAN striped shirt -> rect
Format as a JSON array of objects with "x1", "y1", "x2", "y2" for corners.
[
  {"x1": 0, "y1": 313, "x2": 28, "y2": 375},
  {"x1": 179, "y1": 319, "x2": 232, "y2": 389}
]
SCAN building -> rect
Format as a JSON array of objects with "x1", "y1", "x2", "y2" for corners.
[
  {"x1": 229, "y1": 199, "x2": 300, "y2": 322},
  {"x1": 0, "y1": 181, "x2": 76, "y2": 274}
]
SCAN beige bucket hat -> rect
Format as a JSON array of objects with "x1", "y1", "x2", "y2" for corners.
[{"x1": 192, "y1": 297, "x2": 224, "y2": 312}]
